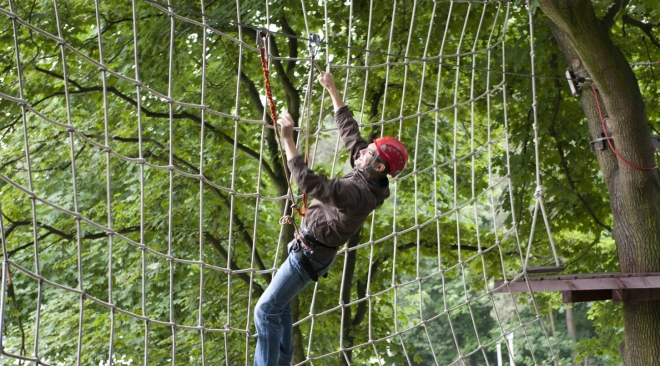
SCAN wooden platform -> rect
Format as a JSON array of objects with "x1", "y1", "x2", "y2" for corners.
[{"x1": 494, "y1": 272, "x2": 660, "y2": 303}]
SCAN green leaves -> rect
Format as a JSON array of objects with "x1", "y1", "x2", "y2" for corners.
[{"x1": 2, "y1": 0, "x2": 655, "y2": 364}]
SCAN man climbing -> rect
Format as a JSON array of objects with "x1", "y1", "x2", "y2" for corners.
[{"x1": 253, "y1": 72, "x2": 408, "y2": 366}]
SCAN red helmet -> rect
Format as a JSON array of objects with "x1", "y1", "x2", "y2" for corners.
[{"x1": 374, "y1": 137, "x2": 408, "y2": 177}]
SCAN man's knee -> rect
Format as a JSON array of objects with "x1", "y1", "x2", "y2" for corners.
[
  {"x1": 254, "y1": 299, "x2": 266, "y2": 324},
  {"x1": 254, "y1": 298, "x2": 275, "y2": 327}
]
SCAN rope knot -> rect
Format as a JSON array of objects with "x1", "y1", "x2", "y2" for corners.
[
  {"x1": 534, "y1": 185, "x2": 545, "y2": 199},
  {"x1": 279, "y1": 216, "x2": 294, "y2": 225}
]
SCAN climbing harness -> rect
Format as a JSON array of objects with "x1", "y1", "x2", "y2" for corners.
[{"x1": 289, "y1": 238, "x2": 332, "y2": 282}]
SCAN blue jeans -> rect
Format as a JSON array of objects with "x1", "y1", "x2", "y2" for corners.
[{"x1": 254, "y1": 239, "x2": 334, "y2": 366}]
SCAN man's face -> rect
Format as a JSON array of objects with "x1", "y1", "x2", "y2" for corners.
[{"x1": 356, "y1": 143, "x2": 380, "y2": 169}]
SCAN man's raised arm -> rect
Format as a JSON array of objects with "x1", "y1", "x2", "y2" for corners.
[{"x1": 317, "y1": 72, "x2": 368, "y2": 167}]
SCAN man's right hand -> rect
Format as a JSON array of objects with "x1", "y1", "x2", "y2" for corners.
[
  {"x1": 278, "y1": 111, "x2": 300, "y2": 161},
  {"x1": 317, "y1": 72, "x2": 336, "y2": 91},
  {"x1": 317, "y1": 72, "x2": 345, "y2": 111},
  {"x1": 278, "y1": 111, "x2": 295, "y2": 141}
]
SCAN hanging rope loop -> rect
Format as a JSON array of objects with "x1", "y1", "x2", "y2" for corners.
[{"x1": 590, "y1": 83, "x2": 659, "y2": 171}]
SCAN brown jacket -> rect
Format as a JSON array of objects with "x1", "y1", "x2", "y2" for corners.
[{"x1": 287, "y1": 106, "x2": 390, "y2": 259}]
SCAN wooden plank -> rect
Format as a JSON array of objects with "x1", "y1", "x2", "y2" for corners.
[
  {"x1": 562, "y1": 290, "x2": 612, "y2": 303},
  {"x1": 527, "y1": 265, "x2": 565, "y2": 274},
  {"x1": 493, "y1": 273, "x2": 660, "y2": 294},
  {"x1": 519, "y1": 272, "x2": 660, "y2": 280}
]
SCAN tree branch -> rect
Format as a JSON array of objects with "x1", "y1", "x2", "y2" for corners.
[
  {"x1": 601, "y1": 0, "x2": 630, "y2": 31},
  {"x1": 0, "y1": 139, "x2": 52, "y2": 172},
  {"x1": 1, "y1": 220, "x2": 141, "y2": 258},
  {"x1": 564, "y1": 233, "x2": 602, "y2": 270},
  {"x1": 622, "y1": 14, "x2": 660, "y2": 49},
  {"x1": 30, "y1": 65, "x2": 275, "y2": 181},
  {"x1": 279, "y1": 15, "x2": 298, "y2": 74},
  {"x1": 5, "y1": 270, "x2": 27, "y2": 358},
  {"x1": 84, "y1": 14, "x2": 161, "y2": 44},
  {"x1": 25, "y1": 143, "x2": 86, "y2": 173}
]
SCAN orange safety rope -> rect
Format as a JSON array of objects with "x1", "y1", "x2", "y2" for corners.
[{"x1": 258, "y1": 36, "x2": 308, "y2": 221}]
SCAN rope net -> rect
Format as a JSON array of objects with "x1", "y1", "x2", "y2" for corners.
[{"x1": 0, "y1": 0, "x2": 557, "y2": 365}]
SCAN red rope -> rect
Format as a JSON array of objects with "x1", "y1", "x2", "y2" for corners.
[
  {"x1": 259, "y1": 46, "x2": 279, "y2": 130},
  {"x1": 259, "y1": 41, "x2": 308, "y2": 217},
  {"x1": 590, "y1": 84, "x2": 658, "y2": 171}
]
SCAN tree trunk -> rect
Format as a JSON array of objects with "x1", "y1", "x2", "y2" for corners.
[
  {"x1": 538, "y1": 1, "x2": 660, "y2": 365},
  {"x1": 339, "y1": 230, "x2": 364, "y2": 365},
  {"x1": 549, "y1": 303, "x2": 556, "y2": 336},
  {"x1": 566, "y1": 305, "x2": 577, "y2": 343},
  {"x1": 566, "y1": 305, "x2": 578, "y2": 365}
]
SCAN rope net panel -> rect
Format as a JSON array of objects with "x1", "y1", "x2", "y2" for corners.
[{"x1": 0, "y1": 0, "x2": 557, "y2": 365}]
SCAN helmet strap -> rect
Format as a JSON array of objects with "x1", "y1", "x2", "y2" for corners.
[{"x1": 358, "y1": 151, "x2": 384, "y2": 175}]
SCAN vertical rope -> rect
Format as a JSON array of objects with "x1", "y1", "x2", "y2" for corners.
[
  {"x1": 483, "y1": 1, "x2": 513, "y2": 355},
  {"x1": 166, "y1": 1, "x2": 177, "y2": 363},
  {"x1": 464, "y1": 4, "x2": 490, "y2": 363},
  {"x1": 380, "y1": 0, "x2": 400, "y2": 361},
  {"x1": 446, "y1": 1, "x2": 472, "y2": 362},
  {"x1": 433, "y1": 2, "x2": 453, "y2": 361},
  {"x1": 10, "y1": 0, "x2": 45, "y2": 358},
  {"x1": 297, "y1": 2, "x2": 320, "y2": 360},
  {"x1": 224, "y1": 0, "x2": 246, "y2": 363},
  {"x1": 129, "y1": 1, "x2": 150, "y2": 364},
  {"x1": 392, "y1": 0, "x2": 417, "y2": 363},
  {"x1": 414, "y1": 1, "x2": 441, "y2": 363},
  {"x1": 51, "y1": 2, "x2": 83, "y2": 365},
  {"x1": 89, "y1": 0, "x2": 117, "y2": 362},
  {"x1": 360, "y1": 0, "x2": 382, "y2": 361},
  {"x1": 522, "y1": 0, "x2": 561, "y2": 270},
  {"x1": 336, "y1": 0, "x2": 358, "y2": 359},
  {"x1": 199, "y1": 1, "x2": 208, "y2": 364},
  {"x1": 0, "y1": 206, "x2": 9, "y2": 359},
  {"x1": 523, "y1": 1, "x2": 558, "y2": 363},
  {"x1": 499, "y1": 3, "x2": 531, "y2": 362}
]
